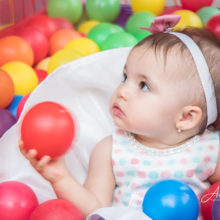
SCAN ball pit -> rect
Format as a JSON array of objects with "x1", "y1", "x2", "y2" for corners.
[
  {"x1": 131, "y1": 0, "x2": 165, "y2": 16},
  {"x1": 114, "y1": 4, "x2": 133, "y2": 28},
  {"x1": 86, "y1": 0, "x2": 120, "y2": 22},
  {"x1": 65, "y1": 37, "x2": 100, "y2": 56},
  {"x1": 197, "y1": 6, "x2": 220, "y2": 26},
  {"x1": 2, "y1": 61, "x2": 38, "y2": 95},
  {"x1": 88, "y1": 23, "x2": 124, "y2": 47},
  {"x1": 0, "y1": 36, "x2": 34, "y2": 66},
  {"x1": 27, "y1": 14, "x2": 58, "y2": 38},
  {"x1": 48, "y1": 48, "x2": 84, "y2": 74},
  {"x1": 77, "y1": 20, "x2": 100, "y2": 35},
  {"x1": 49, "y1": 29, "x2": 81, "y2": 55},
  {"x1": 21, "y1": 101, "x2": 75, "y2": 159},
  {"x1": 16, "y1": 26, "x2": 49, "y2": 65},
  {"x1": 52, "y1": 17, "x2": 74, "y2": 30},
  {"x1": 47, "y1": 0, "x2": 83, "y2": 24}
]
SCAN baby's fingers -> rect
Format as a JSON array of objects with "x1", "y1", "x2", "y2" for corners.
[
  {"x1": 35, "y1": 156, "x2": 51, "y2": 172},
  {"x1": 18, "y1": 140, "x2": 26, "y2": 154}
]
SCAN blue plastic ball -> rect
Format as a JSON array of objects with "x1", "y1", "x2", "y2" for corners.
[
  {"x1": 142, "y1": 179, "x2": 199, "y2": 220},
  {"x1": 7, "y1": 95, "x2": 23, "y2": 119}
]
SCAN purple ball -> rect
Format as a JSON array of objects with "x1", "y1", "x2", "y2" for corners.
[
  {"x1": 0, "y1": 108, "x2": 16, "y2": 138},
  {"x1": 114, "y1": 4, "x2": 132, "y2": 28},
  {"x1": 212, "y1": 192, "x2": 220, "y2": 220}
]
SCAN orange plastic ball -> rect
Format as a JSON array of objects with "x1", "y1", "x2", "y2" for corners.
[
  {"x1": 0, "y1": 69, "x2": 14, "y2": 108},
  {"x1": 49, "y1": 29, "x2": 81, "y2": 55},
  {"x1": 0, "y1": 36, "x2": 34, "y2": 66}
]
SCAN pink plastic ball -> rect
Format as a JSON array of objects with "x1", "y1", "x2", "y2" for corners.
[
  {"x1": 16, "y1": 93, "x2": 30, "y2": 119},
  {"x1": 30, "y1": 199, "x2": 83, "y2": 220},
  {"x1": 0, "y1": 181, "x2": 38, "y2": 220},
  {"x1": 180, "y1": 0, "x2": 213, "y2": 12}
]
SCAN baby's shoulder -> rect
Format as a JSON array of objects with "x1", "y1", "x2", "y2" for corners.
[{"x1": 93, "y1": 135, "x2": 113, "y2": 155}]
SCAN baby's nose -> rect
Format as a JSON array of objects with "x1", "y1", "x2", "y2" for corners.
[{"x1": 117, "y1": 84, "x2": 130, "y2": 100}]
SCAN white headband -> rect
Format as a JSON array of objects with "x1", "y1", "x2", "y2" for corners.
[{"x1": 171, "y1": 32, "x2": 217, "y2": 126}]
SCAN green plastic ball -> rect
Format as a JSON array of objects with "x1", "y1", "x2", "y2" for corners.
[
  {"x1": 101, "y1": 31, "x2": 138, "y2": 50},
  {"x1": 47, "y1": 0, "x2": 83, "y2": 24},
  {"x1": 197, "y1": 6, "x2": 220, "y2": 25},
  {"x1": 86, "y1": 0, "x2": 120, "y2": 22},
  {"x1": 135, "y1": 31, "x2": 152, "y2": 42},
  {"x1": 87, "y1": 23, "x2": 124, "y2": 47},
  {"x1": 125, "y1": 11, "x2": 155, "y2": 40}
]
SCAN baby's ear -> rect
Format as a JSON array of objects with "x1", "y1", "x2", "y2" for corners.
[{"x1": 176, "y1": 105, "x2": 202, "y2": 131}]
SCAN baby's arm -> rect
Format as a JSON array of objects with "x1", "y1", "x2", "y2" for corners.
[
  {"x1": 208, "y1": 143, "x2": 220, "y2": 183},
  {"x1": 19, "y1": 135, "x2": 115, "y2": 218}
]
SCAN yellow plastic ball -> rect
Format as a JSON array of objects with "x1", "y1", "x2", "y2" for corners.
[
  {"x1": 65, "y1": 37, "x2": 100, "y2": 56},
  {"x1": 2, "y1": 61, "x2": 38, "y2": 95},
  {"x1": 77, "y1": 20, "x2": 100, "y2": 35},
  {"x1": 174, "y1": 10, "x2": 203, "y2": 30},
  {"x1": 131, "y1": 0, "x2": 165, "y2": 16},
  {"x1": 36, "y1": 57, "x2": 51, "y2": 72},
  {"x1": 48, "y1": 48, "x2": 84, "y2": 74}
]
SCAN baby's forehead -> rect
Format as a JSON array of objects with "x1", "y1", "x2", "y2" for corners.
[{"x1": 129, "y1": 44, "x2": 191, "y2": 70}]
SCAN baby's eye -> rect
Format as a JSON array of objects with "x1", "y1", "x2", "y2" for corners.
[
  {"x1": 122, "y1": 73, "x2": 127, "y2": 83},
  {"x1": 140, "y1": 81, "x2": 150, "y2": 91}
]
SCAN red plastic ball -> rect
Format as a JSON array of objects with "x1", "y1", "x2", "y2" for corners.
[
  {"x1": 162, "y1": 6, "x2": 183, "y2": 15},
  {"x1": 200, "y1": 182, "x2": 220, "y2": 220},
  {"x1": 35, "y1": 68, "x2": 48, "y2": 83},
  {"x1": 30, "y1": 199, "x2": 83, "y2": 220},
  {"x1": 16, "y1": 27, "x2": 49, "y2": 65},
  {"x1": 21, "y1": 101, "x2": 75, "y2": 159},
  {"x1": 27, "y1": 15, "x2": 58, "y2": 38},
  {"x1": 53, "y1": 17, "x2": 74, "y2": 30},
  {"x1": 206, "y1": 15, "x2": 220, "y2": 38},
  {"x1": 180, "y1": 0, "x2": 213, "y2": 12},
  {"x1": 0, "y1": 181, "x2": 38, "y2": 220}
]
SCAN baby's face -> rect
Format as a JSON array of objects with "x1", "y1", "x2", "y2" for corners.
[{"x1": 109, "y1": 45, "x2": 192, "y2": 139}]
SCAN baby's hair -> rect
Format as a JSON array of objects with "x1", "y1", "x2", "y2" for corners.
[{"x1": 134, "y1": 28, "x2": 220, "y2": 133}]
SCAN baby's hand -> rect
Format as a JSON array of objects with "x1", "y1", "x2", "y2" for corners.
[{"x1": 19, "y1": 140, "x2": 70, "y2": 184}]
